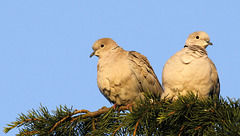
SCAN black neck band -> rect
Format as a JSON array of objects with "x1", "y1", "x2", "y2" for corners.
[{"x1": 112, "y1": 46, "x2": 119, "y2": 50}]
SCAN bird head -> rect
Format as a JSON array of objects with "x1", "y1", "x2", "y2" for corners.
[
  {"x1": 90, "y1": 38, "x2": 119, "y2": 58},
  {"x1": 185, "y1": 31, "x2": 213, "y2": 48}
]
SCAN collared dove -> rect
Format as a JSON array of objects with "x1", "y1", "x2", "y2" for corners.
[
  {"x1": 90, "y1": 38, "x2": 163, "y2": 106},
  {"x1": 161, "y1": 31, "x2": 220, "y2": 100}
]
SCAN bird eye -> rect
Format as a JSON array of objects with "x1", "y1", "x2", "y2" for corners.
[
  {"x1": 101, "y1": 44, "x2": 104, "y2": 48},
  {"x1": 196, "y1": 36, "x2": 199, "y2": 39}
]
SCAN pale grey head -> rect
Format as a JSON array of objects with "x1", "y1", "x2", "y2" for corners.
[
  {"x1": 90, "y1": 38, "x2": 119, "y2": 58},
  {"x1": 185, "y1": 31, "x2": 213, "y2": 48}
]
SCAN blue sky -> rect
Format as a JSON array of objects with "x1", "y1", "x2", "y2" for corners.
[{"x1": 1, "y1": 1, "x2": 240, "y2": 135}]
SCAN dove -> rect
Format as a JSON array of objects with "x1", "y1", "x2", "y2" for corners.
[
  {"x1": 161, "y1": 31, "x2": 220, "y2": 100},
  {"x1": 90, "y1": 38, "x2": 163, "y2": 106}
]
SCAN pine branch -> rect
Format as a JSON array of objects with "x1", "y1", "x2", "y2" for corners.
[
  {"x1": 4, "y1": 104, "x2": 128, "y2": 135},
  {"x1": 4, "y1": 93, "x2": 240, "y2": 135}
]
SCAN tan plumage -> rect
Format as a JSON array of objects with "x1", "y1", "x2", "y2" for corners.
[
  {"x1": 90, "y1": 38, "x2": 163, "y2": 106},
  {"x1": 162, "y1": 31, "x2": 220, "y2": 99},
  {"x1": 209, "y1": 58, "x2": 220, "y2": 97}
]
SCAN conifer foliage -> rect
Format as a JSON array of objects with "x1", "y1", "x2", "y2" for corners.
[{"x1": 4, "y1": 93, "x2": 240, "y2": 135}]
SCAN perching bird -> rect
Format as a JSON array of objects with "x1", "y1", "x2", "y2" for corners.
[
  {"x1": 161, "y1": 31, "x2": 220, "y2": 100},
  {"x1": 90, "y1": 38, "x2": 163, "y2": 106}
]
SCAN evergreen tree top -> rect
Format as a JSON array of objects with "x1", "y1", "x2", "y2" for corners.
[{"x1": 4, "y1": 93, "x2": 240, "y2": 135}]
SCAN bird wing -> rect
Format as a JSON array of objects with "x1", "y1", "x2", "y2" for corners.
[
  {"x1": 209, "y1": 58, "x2": 220, "y2": 97},
  {"x1": 128, "y1": 51, "x2": 163, "y2": 97}
]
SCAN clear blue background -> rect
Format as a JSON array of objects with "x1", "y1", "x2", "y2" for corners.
[{"x1": 1, "y1": 1, "x2": 239, "y2": 135}]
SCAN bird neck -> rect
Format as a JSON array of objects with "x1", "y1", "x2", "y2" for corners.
[{"x1": 112, "y1": 46, "x2": 119, "y2": 51}]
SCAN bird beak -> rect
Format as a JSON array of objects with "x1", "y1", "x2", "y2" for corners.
[
  {"x1": 90, "y1": 51, "x2": 96, "y2": 58},
  {"x1": 207, "y1": 41, "x2": 213, "y2": 45}
]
